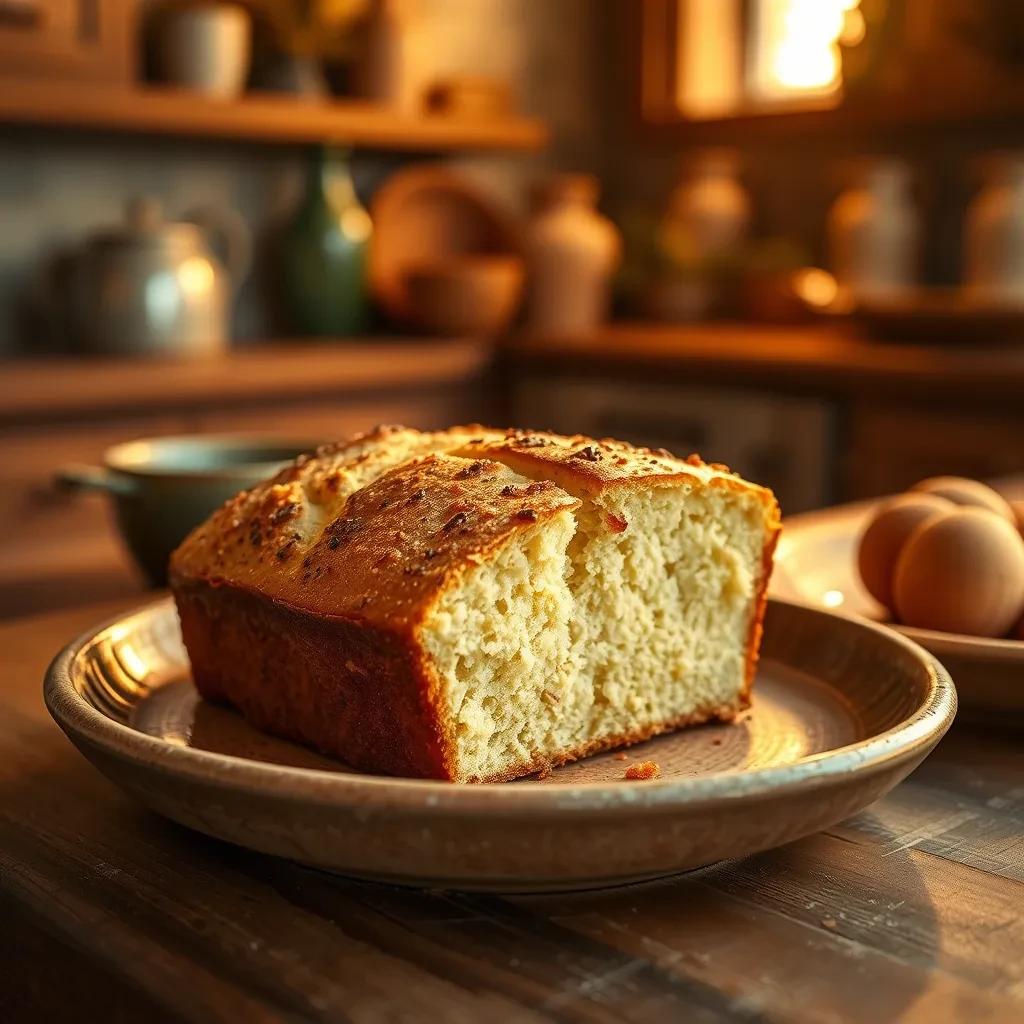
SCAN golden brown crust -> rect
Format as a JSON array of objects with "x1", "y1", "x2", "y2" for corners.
[
  {"x1": 743, "y1": 518, "x2": 782, "y2": 705},
  {"x1": 454, "y1": 433, "x2": 699, "y2": 496},
  {"x1": 171, "y1": 425, "x2": 777, "y2": 621},
  {"x1": 175, "y1": 583, "x2": 452, "y2": 779},
  {"x1": 172, "y1": 453, "x2": 578, "y2": 630}
]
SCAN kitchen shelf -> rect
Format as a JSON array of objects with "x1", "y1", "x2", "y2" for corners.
[
  {"x1": 0, "y1": 337, "x2": 493, "y2": 424},
  {"x1": 640, "y1": 88, "x2": 1024, "y2": 146},
  {"x1": 505, "y1": 322, "x2": 1024, "y2": 401},
  {"x1": 0, "y1": 80, "x2": 548, "y2": 151}
]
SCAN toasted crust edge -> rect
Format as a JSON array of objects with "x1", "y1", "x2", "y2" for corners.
[{"x1": 174, "y1": 582, "x2": 454, "y2": 780}]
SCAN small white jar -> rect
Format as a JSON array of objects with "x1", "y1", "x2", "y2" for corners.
[
  {"x1": 965, "y1": 152, "x2": 1024, "y2": 305},
  {"x1": 827, "y1": 159, "x2": 918, "y2": 302}
]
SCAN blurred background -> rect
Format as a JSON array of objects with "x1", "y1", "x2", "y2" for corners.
[{"x1": 3, "y1": 0, "x2": 1024, "y2": 618}]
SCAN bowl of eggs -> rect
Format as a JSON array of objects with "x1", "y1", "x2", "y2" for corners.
[{"x1": 773, "y1": 477, "x2": 1024, "y2": 719}]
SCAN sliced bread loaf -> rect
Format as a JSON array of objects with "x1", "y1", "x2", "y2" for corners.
[{"x1": 170, "y1": 426, "x2": 780, "y2": 782}]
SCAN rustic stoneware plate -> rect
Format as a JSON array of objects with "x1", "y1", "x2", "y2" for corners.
[
  {"x1": 45, "y1": 596, "x2": 955, "y2": 892},
  {"x1": 774, "y1": 501, "x2": 1024, "y2": 720}
]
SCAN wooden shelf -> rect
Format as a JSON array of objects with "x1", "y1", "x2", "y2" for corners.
[
  {"x1": 0, "y1": 337, "x2": 493, "y2": 424},
  {"x1": 0, "y1": 80, "x2": 548, "y2": 151},
  {"x1": 505, "y1": 322, "x2": 1024, "y2": 401},
  {"x1": 640, "y1": 89, "x2": 1024, "y2": 146}
]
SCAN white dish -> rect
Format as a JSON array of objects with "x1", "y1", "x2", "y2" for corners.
[{"x1": 774, "y1": 501, "x2": 1024, "y2": 718}]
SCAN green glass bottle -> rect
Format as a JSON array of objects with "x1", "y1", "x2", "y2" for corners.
[{"x1": 281, "y1": 146, "x2": 372, "y2": 337}]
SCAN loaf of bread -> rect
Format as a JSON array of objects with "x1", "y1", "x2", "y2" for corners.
[{"x1": 170, "y1": 426, "x2": 780, "y2": 782}]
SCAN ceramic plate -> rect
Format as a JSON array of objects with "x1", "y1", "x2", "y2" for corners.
[
  {"x1": 45, "y1": 597, "x2": 954, "y2": 892},
  {"x1": 774, "y1": 502, "x2": 1024, "y2": 719}
]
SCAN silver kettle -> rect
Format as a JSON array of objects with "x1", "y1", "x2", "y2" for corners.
[{"x1": 69, "y1": 197, "x2": 251, "y2": 358}]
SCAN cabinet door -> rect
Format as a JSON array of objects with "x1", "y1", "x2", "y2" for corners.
[
  {"x1": 1, "y1": 415, "x2": 187, "y2": 570},
  {"x1": 0, "y1": 0, "x2": 134, "y2": 82},
  {"x1": 845, "y1": 403, "x2": 1024, "y2": 499},
  {"x1": 0, "y1": 415, "x2": 190, "y2": 618},
  {"x1": 513, "y1": 376, "x2": 835, "y2": 514}
]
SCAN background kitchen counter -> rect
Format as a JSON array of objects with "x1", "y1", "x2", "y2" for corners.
[
  {"x1": 503, "y1": 323, "x2": 1024, "y2": 515},
  {"x1": 506, "y1": 323, "x2": 1024, "y2": 398},
  {"x1": 0, "y1": 338, "x2": 491, "y2": 620}
]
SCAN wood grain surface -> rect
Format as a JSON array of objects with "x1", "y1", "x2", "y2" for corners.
[{"x1": 2, "y1": 600, "x2": 1023, "y2": 1023}]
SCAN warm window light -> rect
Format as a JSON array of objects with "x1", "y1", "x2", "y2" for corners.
[
  {"x1": 841, "y1": 6, "x2": 866, "y2": 47},
  {"x1": 672, "y1": 0, "x2": 866, "y2": 118},
  {"x1": 676, "y1": 0, "x2": 743, "y2": 117},
  {"x1": 749, "y1": 0, "x2": 861, "y2": 102}
]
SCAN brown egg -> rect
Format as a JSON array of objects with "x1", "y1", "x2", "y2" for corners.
[
  {"x1": 893, "y1": 507, "x2": 1024, "y2": 636},
  {"x1": 857, "y1": 494, "x2": 955, "y2": 609},
  {"x1": 911, "y1": 475, "x2": 1015, "y2": 523},
  {"x1": 1011, "y1": 500, "x2": 1024, "y2": 537}
]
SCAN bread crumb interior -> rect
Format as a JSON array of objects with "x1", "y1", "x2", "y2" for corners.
[{"x1": 420, "y1": 457, "x2": 768, "y2": 782}]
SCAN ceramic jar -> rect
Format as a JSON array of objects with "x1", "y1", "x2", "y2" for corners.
[
  {"x1": 355, "y1": 0, "x2": 424, "y2": 111},
  {"x1": 524, "y1": 175, "x2": 621, "y2": 336},
  {"x1": 663, "y1": 149, "x2": 750, "y2": 257},
  {"x1": 280, "y1": 147, "x2": 372, "y2": 337},
  {"x1": 827, "y1": 158, "x2": 918, "y2": 301},
  {"x1": 159, "y1": 3, "x2": 252, "y2": 99},
  {"x1": 964, "y1": 153, "x2": 1024, "y2": 304}
]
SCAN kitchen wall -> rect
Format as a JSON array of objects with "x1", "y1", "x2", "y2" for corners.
[{"x1": 0, "y1": 0, "x2": 616, "y2": 357}]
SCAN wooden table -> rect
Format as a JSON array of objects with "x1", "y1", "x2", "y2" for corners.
[{"x1": 3, "y1": 601, "x2": 1023, "y2": 1023}]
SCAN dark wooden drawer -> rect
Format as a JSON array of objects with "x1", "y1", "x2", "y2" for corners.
[
  {"x1": 844, "y1": 403, "x2": 1024, "y2": 499},
  {"x1": 513, "y1": 376, "x2": 836, "y2": 514}
]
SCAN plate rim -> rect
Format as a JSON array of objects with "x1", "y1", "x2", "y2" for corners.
[{"x1": 44, "y1": 595, "x2": 957, "y2": 816}]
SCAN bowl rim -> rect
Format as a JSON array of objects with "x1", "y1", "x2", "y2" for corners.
[
  {"x1": 44, "y1": 596, "x2": 957, "y2": 817},
  {"x1": 102, "y1": 434, "x2": 324, "y2": 482}
]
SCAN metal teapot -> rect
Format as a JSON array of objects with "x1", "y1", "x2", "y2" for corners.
[{"x1": 69, "y1": 197, "x2": 251, "y2": 358}]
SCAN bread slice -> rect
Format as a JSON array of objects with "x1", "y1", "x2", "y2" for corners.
[{"x1": 170, "y1": 426, "x2": 780, "y2": 782}]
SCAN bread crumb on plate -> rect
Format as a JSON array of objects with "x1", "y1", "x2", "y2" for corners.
[{"x1": 624, "y1": 760, "x2": 660, "y2": 780}]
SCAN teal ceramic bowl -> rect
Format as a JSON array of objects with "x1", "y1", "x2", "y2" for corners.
[{"x1": 57, "y1": 436, "x2": 321, "y2": 586}]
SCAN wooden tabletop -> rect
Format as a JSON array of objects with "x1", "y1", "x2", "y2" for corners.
[{"x1": 3, "y1": 600, "x2": 1023, "y2": 1024}]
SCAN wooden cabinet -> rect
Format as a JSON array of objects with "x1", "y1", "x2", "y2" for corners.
[
  {"x1": 504, "y1": 324, "x2": 1024, "y2": 515},
  {"x1": 843, "y1": 402, "x2": 1024, "y2": 500},
  {"x1": 0, "y1": 0, "x2": 135, "y2": 83},
  {"x1": 514, "y1": 375, "x2": 835, "y2": 514}
]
